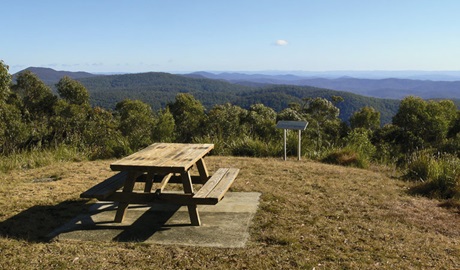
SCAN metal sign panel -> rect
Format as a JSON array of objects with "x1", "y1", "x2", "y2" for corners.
[{"x1": 276, "y1": 121, "x2": 308, "y2": 130}]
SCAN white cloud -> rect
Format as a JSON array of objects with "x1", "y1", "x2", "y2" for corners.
[{"x1": 275, "y1": 39, "x2": 288, "y2": 46}]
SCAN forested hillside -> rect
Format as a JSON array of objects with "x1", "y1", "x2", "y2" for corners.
[
  {"x1": 74, "y1": 71, "x2": 400, "y2": 124},
  {"x1": 13, "y1": 67, "x2": 97, "y2": 85},
  {"x1": 191, "y1": 72, "x2": 460, "y2": 100},
  {"x1": 3, "y1": 61, "x2": 460, "y2": 202},
  {"x1": 14, "y1": 67, "x2": 401, "y2": 123}
]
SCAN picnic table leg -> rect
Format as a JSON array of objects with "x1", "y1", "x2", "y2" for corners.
[
  {"x1": 196, "y1": 158, "x2": 210, "y2": 184},
  {"x1": 181, "y1": 171, "x2": 201, "y2": 226},
  {"x1": 114, "y1": 171, "x2": 139, "y2": 223},
  {"x1": 143, "y1": 172, "x2": 155, "y2": 192}
]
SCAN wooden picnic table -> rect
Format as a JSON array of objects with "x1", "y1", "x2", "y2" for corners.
[{"x1": 81, "y1": 143, "x2": 239, "y2": 226}]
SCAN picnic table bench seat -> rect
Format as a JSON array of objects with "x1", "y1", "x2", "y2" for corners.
[
  {"x1": 81, "y1": 168, "x2": 239, "y2": 206},
  {"x1": 192, "y1": 168, "x2": 239, "y2": 205},
  {"x1": 80, "y1": 172, "x2": 128, "y2": 200}
]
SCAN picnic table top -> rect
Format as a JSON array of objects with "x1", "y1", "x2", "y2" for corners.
[{"x1": 110, "y1": 143, "x2": 214, "y2": 173}]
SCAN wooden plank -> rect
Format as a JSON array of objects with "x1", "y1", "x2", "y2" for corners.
[
  {"x1": 193, "y1": 168, "x2": 229, "y2": 198},
  {"x1": 192, "y1": 168, "x2": 239, "y2": 205},
  {"x1": 181, "y1": 171, "x2": 201, "y2": 225},
  {"x1": 114, "y1": 171, "x2": 142, "y2": 223},
  {"x1": 80, "y1": 172, "x2": 128, "y2": 199},
  {"x1": 107, "y1": 191, "x2": 195, "y2": 204},
  {"x1": 143, "y1": 172, "x2": 155, "y2": 192},
  {"x1": 155, "y1": 173, "x2": 173, "y2": 193},
  {"x1": 196, "y1": 158, "x2": 210, "y2": 183},
  {"x1": 110, "y1": 143, "x2": 214, "y2": 172},
  {"x1": 206, "y1": 168, "x2": 239, "y2": 201}
]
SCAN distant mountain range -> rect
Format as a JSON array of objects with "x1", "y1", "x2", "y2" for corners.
[
  {"x1": 14, "y1": 67, "x2": 460, "y2": 100},
  {"x1": 12, "y1": 67, "x2": 403, "y2": 124},
  {"x1": 13, "y1": 67, "x2": 98, "y2": 85},
  {"x1": 12, "y1": 67, "x2": 460, "y2": 125},
  {"x1": 186, "y1": 70, "x2": 460, "y2": 81},
  {"x1": 186, "y1": 72, "x2": 460, "y2": 100}
]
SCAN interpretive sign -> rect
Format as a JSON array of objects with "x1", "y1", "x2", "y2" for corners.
[
  {"x1": 276, "y1": 121, "x2": 308, "y2": 130},
  {"x1": 276, "y1": 121, "x2": 308, "y2": 161}
]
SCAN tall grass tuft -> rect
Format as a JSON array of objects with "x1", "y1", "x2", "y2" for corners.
[
  {"x1": 0, "y1": 145, "x2": 87, "y2": 173},
  {"x1": 320, "y1": 147, "x2": 369, "y2": 168},
  {"x1": 229, "y1": 137, "x2": 281, "y2": 157},
  {"x1": 405, "y1": 151, "x2": 460, "y2": 199}
]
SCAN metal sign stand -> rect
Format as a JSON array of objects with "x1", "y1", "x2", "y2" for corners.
[{"x1": 276, "y1": 121, "x2": 308, "y2": 161}]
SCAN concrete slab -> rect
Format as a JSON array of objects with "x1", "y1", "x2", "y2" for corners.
[{"x1": 48, "y1": 192, "x2": 261, "y2": 248}]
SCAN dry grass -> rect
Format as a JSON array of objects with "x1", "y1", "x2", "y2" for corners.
[{"x1": 0, "y1": 156, "x2": 459, "y2": 269}]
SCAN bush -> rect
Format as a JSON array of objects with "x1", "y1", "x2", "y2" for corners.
[
  {"x1": 406, "y1": 151, "x2": 460, "y2": 199},
  {"x1": 192, "y1": 135, "x2": 231, "y2": 156},
  {"x1": 344, "y1": 128, "x2": 376, "y2": 160},
  {"x1": 321, "y1": 148, "x2": 369, "y2": 168},
  {"x1": 403, "y1": 151, "x2": 435, "y2": 181},
  {"x1": 229, "y1": 137, "x2": 281, "y2": 157}
]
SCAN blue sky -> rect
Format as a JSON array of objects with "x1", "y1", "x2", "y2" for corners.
[{"x1": 4, "y1": 0, "x2": 460, "y2": 74}]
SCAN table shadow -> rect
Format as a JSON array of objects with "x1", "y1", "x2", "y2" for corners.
[
  {"x1": 45, "y1": 202, "x2": 188, "y2": 242},
  {"x1": 113, "y1": 205, "x2": 184, "y2": 242},
  {"x1": 0, "y1": 200, "x2": 89, "y2": 243}
]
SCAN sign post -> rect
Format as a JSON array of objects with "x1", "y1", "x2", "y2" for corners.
[{"x1": 276, "y1": 121, "x2": 308, "y2": 160}]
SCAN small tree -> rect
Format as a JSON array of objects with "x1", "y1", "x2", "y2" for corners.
[
  {"x1": 168, "y1": 93, "x2": 206, "y2": 142},
  {"x1": 0, "y1": 60, "x2": 11, "y2": 103},
  {"x1": 205, "y1": 103, "x2": 247, "y2": 140},
  {"x1": 116, "y1": 99, "x2": 155, "y2": 151},
  {"x1": 84, "y1": 107, "x2": 128, "y2": 159},
  {"x1": 302, "y1": 97, "x2": 342, "y2": 151},
  {"x1": 14, "y1": 71, "x2": 57, "y2": 116},
  {"x1": 244, "y1": 103, "x2": 277, "y2": 139},
  {"x1": 393, "y1": 96, "x2": 457, "y2": 148},
  {"x1": 56, "y1": 76, "x2": 90, "y2": 105},
  {"x1": 350, "y1": 106, "x2": 380, "y2": 130},
  {"x1": 153, "y1": 107, "x2": 175, "y2": 142}
]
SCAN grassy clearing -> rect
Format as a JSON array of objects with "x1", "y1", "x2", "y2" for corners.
[
  {"x1": 0, "y1": 156, "x2": 459, "y2": 269},
  {"x1": 0, "y1": 146, "x2": 87, "y2": 173}
]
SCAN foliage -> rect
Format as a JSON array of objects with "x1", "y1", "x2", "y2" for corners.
[
  {"x1": 153, "y1": 107, "x2": 175, "y2": 142},
  {"x1": 0, "y1": 103, "x2": 29, "y2": 154},
  {"x1": 321, "y1": 147, "x2": 369, "y2": 168},
  {"x1": 350, "y1": 106, "x2": 380, "y2": 130},
  {"x1": 84, "y1": 107, "x2": 129, "y2": 159},
  {"x1": 73, "y1": 72, "x2": 403, "y2": 125},
  {"x1": 343, "y1": 128, "x2": 376, "y2": 160},
  {"x1": 229, "y1": 137, "x2": 281, "y2": 157},
  {"x1": 12, "y1": 71, "x2": 57, "y2": 148},
  {"x1": 50, "y1": 99, "x2": 91, "y2": 146},
  {"x1": 4, "y1": 60, "x2": 460, "y2": 202},
  {"x1": 115, "y1": 99, "x2": 155, "y2": 151},
  {"x1": 0, "y1": 60, "x2": 11, "y2": 102},
  {"x1": 405, "y1": 151, "x2": 460, "y2": 199},
  {"x1": 245, "y1": 104, "x2": 277, "y2": 139},
  {"x1": 393, "y1": 96, "x2": 457, "y2": 147},
  {"x1": 0, "y1": 145, "x2": 86, "y2": 173},
  {"x1": 205, "y1": 103, "x2": 247, "y2": 140},
  {"x1": 168, "y1": 93, "x2": 206, "y2": 142},
  {"x1": 56, "y1": 76, "x2": 90, "y2": 105}
]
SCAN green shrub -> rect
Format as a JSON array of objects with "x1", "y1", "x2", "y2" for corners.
[
  {"x1": 229, "y1": 137, "x2": 281, "y2": 157},
  {"x1": 406, "y1": 151, "x2": 460, "y2": 199},
  {"x1": 192, "y1": 135, "x2": 231, "y2": 156},
  {"x1": 321, "y1": 147, "x2": 369, "y2": 168},
  {"x1": 403, "y1": 151, "x2": 435, "y2": 181},
  {"x1": 344, "y1": 128, "x2": 376, "y2": 160}
]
